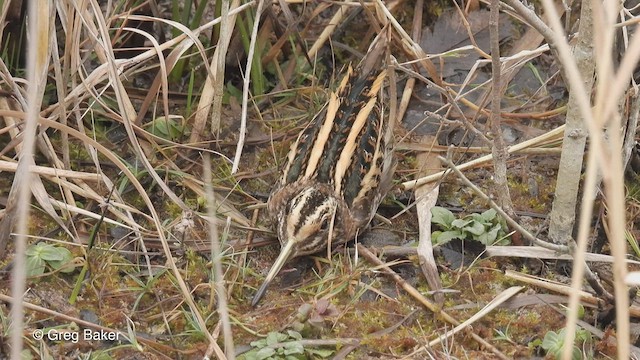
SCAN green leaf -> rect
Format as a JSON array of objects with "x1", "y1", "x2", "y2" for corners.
[
  {"x1": 571, "y1": 347, "x2": 582, "y2": 360},
  {"x1": 25, "y1": 256, "x2": 46, "y2": 277},
  {"x1": 283, "y1": 341, "x2": 304, "y2": 355},
  {"x1": 307, "y1": 348, "x2": 335, "y2": 358},
  {"x1": 38, "y1": 245, "x2": 66, "y2": 261},
  {"x1": 25, "y1": 243, "x2": 42, "y2": 257},
  {"x1": 146, "y1": 116, "x2": 185, "y2": 140},
  {"x1": 52, "y1": 247, "x2": 71, "y2": 260},
  {"x1": 224, "y1": 81, "x2": 243, "y2": 103},
  {"x1": 468, "y1": 212, "x2": 487, "y2": 224},
  {"x1": 266, "y1": 332, "x2": 279, "y2": 346},
  {"x1": 26, "y1": 243, "x2": 63, "y2": 261},
  {"x1": 575, "y1": 327, "x2": 591, "y2": 342},
  {"x1": 242, "y1": 350, "x2": 258, "y2": 360},
  {"x1": 478, "y1": 225, "x2": 500, "y2": 244},
  {"x1": 480, "y1": 208, "x2": 497, "y2": 221},
  {"x1": 542, "y1": 330, "x2": 563, "y2": 359},
  {"x1": 255, "y1": 347, "x2": 276, "y2": 360},
  {"x1": 20, "y1": 349, "x2": 34, "y2": 360},
  {"x1": 528, "y1": 338, "x2": 543, "y2": 348},
  {"x1": 287, "y1": 330, "x2": 302, "y2": 341},
  {"x1": 451, "y1": 218, "x2": 473, "y2": 229},
  {"x1": 433, "y1": 230, "x2": 465, "y2": 245},
  {"x1": 266, "y1": 332, "x2": 288, "y2": 346},
  {"x1": 431, "y1": 207, "x2": 455, "y2": 228},
  {"x1": 250, "y1": 339, "x2": 267, "y2": 348},
  {"x1": 463, "y1": 221, "x2": 486, "y2": 236},
  {"x1": 48, "y1": 247, "x2": 74, "y2": 273}
]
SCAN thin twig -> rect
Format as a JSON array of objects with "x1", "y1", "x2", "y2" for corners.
[
  {"x1": 489, "y1": 0, "x2": 516, "y2": 219},
  {"x1": 501, "y1": 0, "x2": 556, "y2": 44}
]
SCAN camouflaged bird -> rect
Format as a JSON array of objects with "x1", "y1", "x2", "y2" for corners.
[{"x1": 252, "y1": 30, "x2": 395, "y2": 306}]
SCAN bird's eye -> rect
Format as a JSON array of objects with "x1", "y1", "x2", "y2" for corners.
[{"x1": 320, "y1": 216, "x2": 330, "y2": 231}]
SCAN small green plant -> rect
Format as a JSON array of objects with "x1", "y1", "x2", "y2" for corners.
[
  {"x1": 25, "y1": 243, "x2": 75, "y2": 276},
  {"x1": 493, "y1": 326, "x2": 515, "y2": 344},
  {"x1": 537, "y1": 327, "x2": 592, "y2": 360},
  {"x1": 430, "y1": 207, "x2": 509, "y2": 246},
  {"x1": 291, "y1": 299, "x2": 339, "y2": 334},
  {"x1": 144, "y1": 115, "x2": 187, "y2": 141},
  {"x1": 240, "y1": 331, "x2": 333, "y2": 360}
]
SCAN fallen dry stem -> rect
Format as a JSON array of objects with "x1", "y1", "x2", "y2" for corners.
[
  {"x1": 504, "y1": 270, "x2": 598, "y2": 305},
  {"x1": 428, "y1": 286, "x2": 524, "y2": 348},
  {"x1": 0, "y1": 160, "x2": 102, "y2": 181},
  {"x1": 402, "y1": 125, "x2": 565, "y2": 190},
  {"x1": 397, "y1": 143, "x2": 562, "y2": 155},
  {"x1": 488, "y1": 0, "x2": 515, "y2": 219}
]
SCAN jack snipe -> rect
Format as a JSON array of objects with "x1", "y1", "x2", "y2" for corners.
[{"x1": 252, "y1": 31, "x2": 395, "y2": 306}]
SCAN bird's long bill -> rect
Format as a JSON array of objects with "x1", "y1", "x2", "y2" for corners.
[{"x1": 251, "y1": 239, "x2": 296, "y2": 307}]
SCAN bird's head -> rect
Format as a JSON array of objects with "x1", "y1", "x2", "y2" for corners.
[
  {"x1": 277, "y1": 186, "x2": 339, "y2": 255},
  {"x1": 252, "y1": 187, "x2": 338, "y2": 306}
]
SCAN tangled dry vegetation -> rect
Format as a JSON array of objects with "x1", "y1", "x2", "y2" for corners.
[{"x1": 0, "y1": 0, "x2": 640, "y2": 359}]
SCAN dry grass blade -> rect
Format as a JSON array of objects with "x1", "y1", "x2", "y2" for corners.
[
  {"x1": 397, "y1": 142, "x2": 562, "y2": 154},
  {"x1": 486, "y1": 245, "x2": 640, "y2": 265},
  {"x1": 122, "y1": 26, "x2": 170, "y2": 127},
  {"x1": 306, "y1": 3, "x2": 350, "y2": 60},
  {"x1": 234, "y1": 0, "x2": 267, "y2": 174},
  {"x1": 191, "y1": 0, "x2": 242, "y2": 144},
  {"x1": 414, "y1": 135, "x2": 443, "y2": 302},
  {"x1": 395, "y1": 0, "x2": 422, "y2": 122},
  {"x1": 374, "y1": 0, "x2": 441, "y2": 85},
  {"x1": 181, "y1": 177, "x2": 253, "y2": 227},
  {"x1": 428, "y1": 286, "x2": 524, "y2": 348},
  {"x1": 35, "y1": 119, "x2": 153, "y2": 227},
  {"x1": 539, "y1": 0, "x2": 634, "y2": 356},
  {"x1": 2, "y1": 0, "x2": 636, "y2": 357},
  {"x1": 8, "y1": 1, "x2": 51, "y2": 357},
  {"x1": 125, "y1": 15, "x2": 214, "y2": 126},
  {"x1": 0, "y1": 160, "x2": 100, "y2": 180},
  {"x1": 82, "y1": 4, "x2": 192, "y2": 213},
  {"x1": 504, "y1": 271, "x2": 598, "y2": 305}
]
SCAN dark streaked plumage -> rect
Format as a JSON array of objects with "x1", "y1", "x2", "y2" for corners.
[{"x1": 252, "y1": 31, "x2": 395, "y2": 306}]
